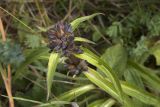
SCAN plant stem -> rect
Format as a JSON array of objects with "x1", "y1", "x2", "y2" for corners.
[{"x1": 0, "y1": 18, "x2": 14, "y2": 107}]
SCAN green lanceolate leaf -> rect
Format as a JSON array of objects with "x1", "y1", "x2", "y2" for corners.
[
  {"x1": 124, "y1": 65, "x2": 145, "y2": 107},
  {"x1": 70, "y1": 13, "x2": 103, "y2": 31},
  {"x1": 129, "y1": 60, "x2": 160, "y2": 92},
  {"x1": 74, "y1": 37, "x2": 96, "y2": 44},
  {"x1": 56, "y1": 84, "x2": 96, "y2": 101},
  {"x1": 75, "y1": 48, "x2": 124, "y2": 103},
  {"x1": 124, "y1": 65, "x2": 144, "y2": 89},
  {"x1": 1, "y1": 95, "x2": 43, "y2": 104},
  {"x1": 121, "y1": 82, "x2": 160, "y2": 105},
  {"x1": 101, "y1": 44, "x2": 127, "y2": 77},
  {"x1": 100, "y1": 98, "x2": 116, "y2": 107},
  {"x1": 88, "y1": 99, "x2": 106, "y2": 107},
  {"x1": 43, "y1": 85, "x2": 95, "y2": 107},
  {"x1": 38, "y1": 101, "x2": 72, "y2": 107},
  {"x1": 47, "y1": 52, "x2": 60, "y2": 100},
  {"x1": 85, "y1": 68, "x2": 160, "y2": 106},
  {"x1": 84, "y1": 68, "x2": 133, "y2": 107},
  {"x1": 84, "y1": 68, "x2": 119, "y2": 100}
]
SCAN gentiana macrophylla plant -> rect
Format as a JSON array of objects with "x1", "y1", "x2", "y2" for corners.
[
  {"x1": 46, "y1": 13, "x2": 124, "y2": 104},
  {"x1": 44, "y1": 13, "x2": 160, "y2": 107},
  {"x1": 46, "y1": 21, "x2": 88, "y2": 99}
]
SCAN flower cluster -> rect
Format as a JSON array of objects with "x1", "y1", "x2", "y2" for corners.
[
  {"x1": 47, "y1": 22, "x2": 82, "y2": 56},
  {"x1": 47, "y1": 22, "x2": 88, "y2": 75},
  {"x1": 64, "y1": 55, "x2": 88, "y2": 75}
]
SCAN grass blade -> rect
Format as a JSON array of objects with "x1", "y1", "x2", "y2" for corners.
[
  {"x1": 88, "y1": 99, "x2": 106, "y2": 107},
  {"x1": 128, "y1": 60, "x2": 160, "y2": 92},
  {"x1": 38, "y1": 101, "x2": 72, "y2": 107},
  {"x1": 56, "y1": 84, "x2": 96, "y2": 101},
  {"x1": 84, "y1": 69, "x2": 133, "y2": 107},
  {"x1": 121, "y1": 82, "x2": 160, "y2": 105},
  {"x1": 70, "y1": 13, "x2": 103, "y2": 31},
  {"x1": 100, "y1": 98, "x2": 116, "y2": 107},
  {"x1": 84, "y1": 68, "x2": 119, "y2": 100},
  {"x1": 43, "y1": 85, "x2": 95, "y2": 106},
  {"x1": 74, "y1": 37, "x2": 96, "y2": 44},
  {"x1": 75, "y1": 48, "x2": 124, "y2": 102},
  {"x1": 47, "y1": 52, "x2": 60, "y2": 100},
  {"x1": 85, "y1": 68, "x2": 160, "y2": 106},
  {"x1": 1, "y1": 95, "x2": 42, "y2": 104},
  {"x1": 0, "y1": 7, "x2": 35, "y2": 33}
]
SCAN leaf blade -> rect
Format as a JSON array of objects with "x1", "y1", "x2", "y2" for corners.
[
  {"x1": 57, "y1": 84, "x2": 96, "y2": 101},
  {"x1": 74, "y1": 37, "x2": 96, "y2": 44},
  {"x1": 70, "y1": 13, "x2": 103, "y2": 31},
  {"x1": 47, "y1": 52, "x2": 60, "y2": 100},
  {"x1": 129, "y1": 60, "x2": 160, "y2": 92},
  {"x1": 75, "y1": 48, "x2": 124, "y2": 102}
]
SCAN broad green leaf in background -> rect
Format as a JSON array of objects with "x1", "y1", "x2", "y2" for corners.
[
  {"x1": 124, "y1": 65, "x2": 145, "y2": 107},
  {"x1": 106, "y1": 22, "x2": 122, "y2": 38},
  {"x1": 124, "y1": 65, "x2": 144, "y2": 89},
  {"x1": 92, "y1": 25, "x2": 104, "y2": 42},
  {"x1": 101, "y1": 44, "x2": 127, "y2": 77},
  {"x1": 70, "y1": 13, "x2": 103, "y2": 31},
  {"x1": 132, "y1": 36, "x2": 149, "y2": 62},
  {"x1": 129, "y1": 61, "x2": 160, "y2": 93},
  {"x1": 47, "y1": 52, "x2": 60, "y2": 100},
  {"x1": 92, "y1": 30, "x2": 101, "y2": 42}
]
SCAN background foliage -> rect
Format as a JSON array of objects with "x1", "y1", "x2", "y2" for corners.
[{"x1": 0, "y1": 0, "x2": 160, "y2": 107}]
